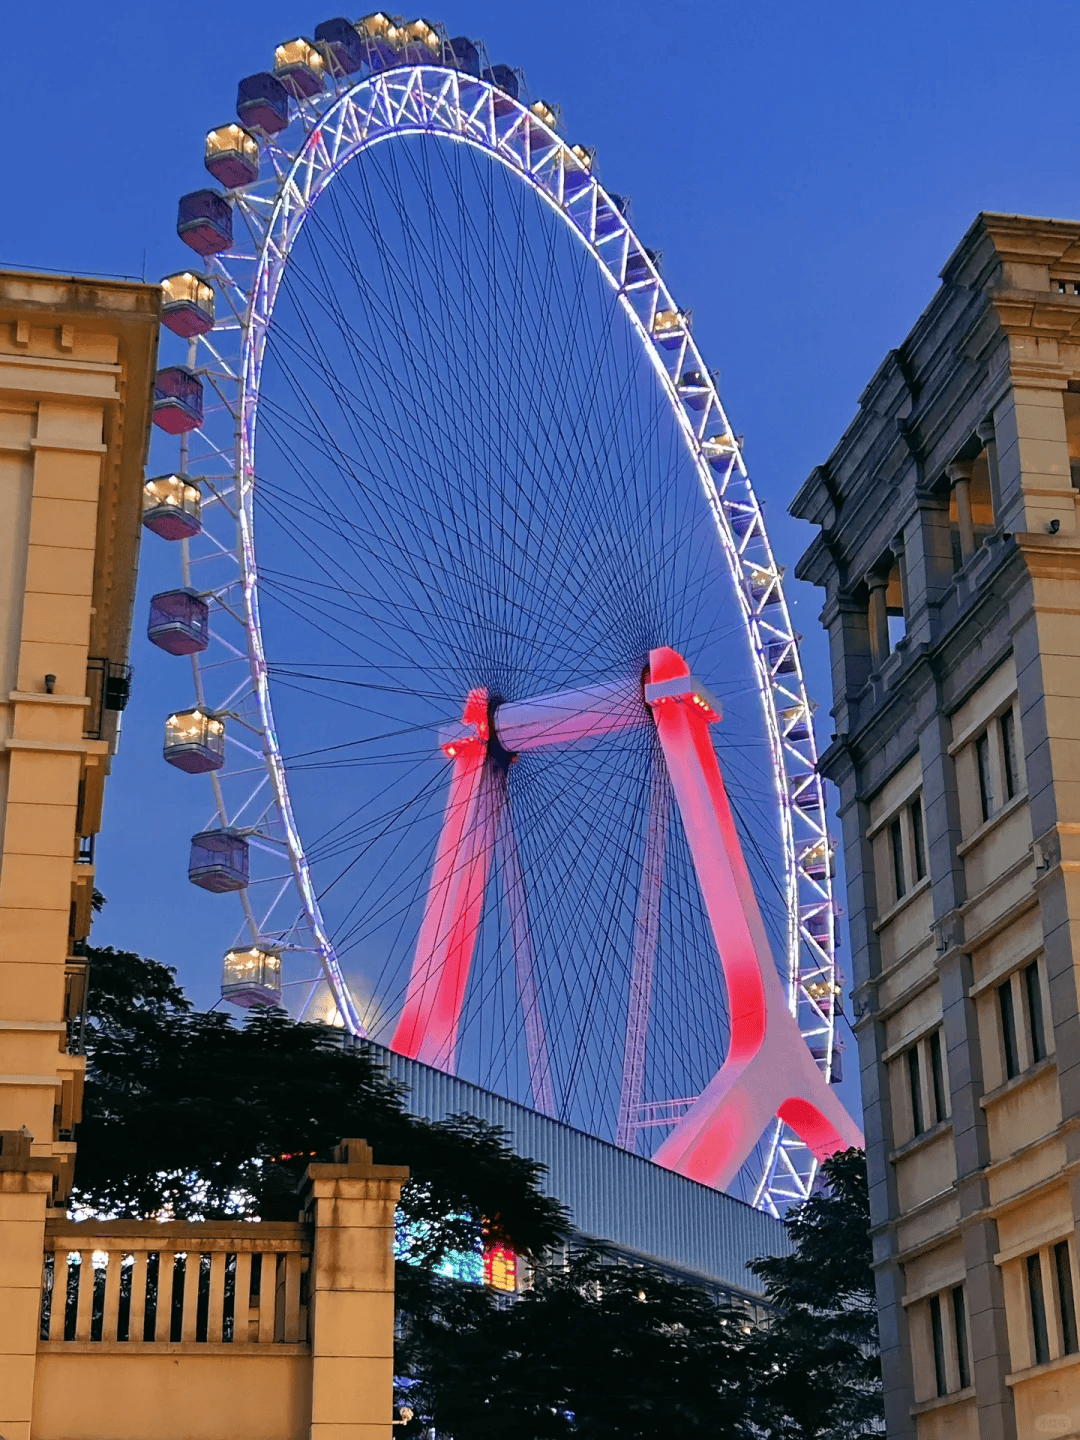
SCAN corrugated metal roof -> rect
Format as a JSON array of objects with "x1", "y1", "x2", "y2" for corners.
[{"x1": 368, "y1": 1044, "x2": 789, "y2": 1297}]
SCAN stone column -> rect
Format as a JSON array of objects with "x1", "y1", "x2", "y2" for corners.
[
  {"x1": 0, "y1": 1130, "x2": 57, "y2": 1440},
  {"x1": 947, "y1": 460, "x2": 977, "y2": 564},
  {"x1": 977, "y1": 417, "x2": 1002, "y2": 523},
  {"x1": 301, "y1": 1139, "x2": 409, "y2": 1440},
  {"x1": 866, "y1": 573, "x2": 890, "y2": 670}
]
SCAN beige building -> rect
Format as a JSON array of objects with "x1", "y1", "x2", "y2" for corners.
[
  {"x1": 792, "y1": 214, "x2": 1080, "y2": 1439},
  {"x1": 0, "y1": 270, "x2": 405, "y2": 1440}
]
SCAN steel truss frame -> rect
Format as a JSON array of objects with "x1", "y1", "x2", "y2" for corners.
[
  {"x1": 158, "y1": 55, "x2": 843, "y2": 1213},
  {"x1": 392, "y1": 650, "x2": 862, "y2": 1188}
]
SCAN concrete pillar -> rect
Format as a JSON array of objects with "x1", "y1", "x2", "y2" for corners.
[
  {"x1": 867, "y1": 574, "x2": 890, "y2": 670},
  {"x1": 0, "y1": 1131, "x2": 56, "y2": 1440},
  {"x1": 977, "y1": 416, "x2": 1002, "y2": 523},
  {"x1": 947, "y1": 460, "x2": 977, "y2": 563},
  {"x1": 301, "y1": 1139, "x2": 409, "y2": 1440}
]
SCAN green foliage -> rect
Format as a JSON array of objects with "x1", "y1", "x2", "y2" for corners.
[
  {"x1": 75, "y1": 946, "x2": 567, "y2": 1263},
  {"x1": 741, "y1": 1148, "x2": 883, "y2": 1439}
]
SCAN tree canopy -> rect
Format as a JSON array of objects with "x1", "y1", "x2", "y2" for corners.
[
  {"x1": 75, "y1": 945, "x2": 883, "y2": 1438},
  {"x1": 75, "y1": 946, "x2": 567, "y2": 1264},
  {"x1": 742, "y1": 1147, "x2": 884, "y2": 1438}
]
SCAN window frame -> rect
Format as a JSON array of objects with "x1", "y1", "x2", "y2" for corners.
[
  {"x1": 998, "y1": 977, "x2": 1020, "y2": 1082},
  {"x1": 909, "y1": 797, "x2": 927, "y2": 881},
  {"x1": 1028, "y1": 1251, "x2": 1051, "y2": 1366},
  {"x1": 951, "y1": 1285, "x2": 971, "y2": 1390},
  {"x1": 898, "y1": 1026, "x2": 950, "y2": 1143},
  {"x1": 976, "y1": 729, "x2": 995, "y2": 824}
]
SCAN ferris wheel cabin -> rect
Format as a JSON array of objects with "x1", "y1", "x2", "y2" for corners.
[
  {"x1": 163, "y1": 708, "x2": 225, "y2": 773},
  {"x1": 142, "y1": 473, "x2": 202, "y2": 541},
  {"x1": 177, "y1": 190, "x2": 233, "y2": 256},
  {"x1": 221, "y1": 947, "x2": 283, "y2": 1008},
  {"x1": 274, "y1": 39, "x2": 326, "y2": 98},
  {"x1": 236, "y1": 72, "x2": 290, "y2": 134},
  {"x1": 148, "y1": 589, "x2": 210, "y2": 657},
  {"x1": 161, "y1": 272, "x2": 215, "y2": 338},
  {"x1": 205, "y1": 125, "x2": 260, "y2": 189},
  {"x1": 152, "y1": 367, "x2": 203, "y2": 435},
  {"x1": 188, "y1": 829, "x2": 249, "y2": 893}
]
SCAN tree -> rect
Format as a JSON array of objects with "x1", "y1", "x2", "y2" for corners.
[
  {"x1": 75, "y1": 945, "x2": 567, "y2": 1266},
  {"x1": 740, "y1": 1147, "x2": 883, "y2": 1438},
  {"x1": 397, "y1": 1244, "x2": 753, "y2": 1440}
]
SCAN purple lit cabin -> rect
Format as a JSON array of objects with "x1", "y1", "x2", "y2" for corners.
[
  {"x1": 595, "y1": 194, "x2": 627, "y2": 238},
  {"x1": 189, "y1": 828, "x2": 249, "y2": 893},
  {"x1": 442, "y1": 35, "x2": 480, "y2": 75},
  {"x1": 765, "y1": 640, "x2": 796, "y2": 675},
  {"x1": 804, "y1": 910, "x2": 834, "y2": 946},
  {"x1": 314, "y1": 17, "x2": 369, "y2": 72},
  {"x1": 237, "y1": 72, "x2": 290, "y2": 135},
  {"x1": 143, "y1": 474, "x2": 202, "y2": 541},
  {"x1": 810, "y1": 1044, "x2": 842, "y2": 1083},
  {"x1": 153, "y1": 367, "x2": 203, "y2": 435},
  {"x1": 623, "y1": 248, "x2": 657, "y2": 287},
  {"x1": 148, "y1": 589, "x2": 210, "y2": 656},
  {"x1": 273, "y1": 39, "x2": 325, "y2": 99},
  {"x1": 205, "y1": 125, "x2": 259, "y2": 189},
  {"x1": 677, "y1": 368, "x2": 710, "y2": 411},
  {"x1": 177, "y1": 190, "x2": 233, "y2": 256},
  {"x1": 484, "y1": 64, "x2": 519, "y2": 116},
  {"x1": 563, "y1": 153, "x2": 593, "y2": 201},
  {"x1": 794, "y1": 778, "x2": 822, "y2": 812},
  {"x1": 161, "y1": 272, "x2": 215, "y2": 338},
  {"x1": 163, "y1": 708, "x2": 226, "y2": 773}
]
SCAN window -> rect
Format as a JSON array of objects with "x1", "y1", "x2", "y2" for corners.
[
  {"x1": 976, "y1": 730, "x2": 995, "y2": 823},
  {"x1": 994, "y1": 963, "x2": 1050, "y2": 1085},
  {"x1": 907, "y1": 1044, "x2": 924, "y2": 1137},
  {"x1": 901, "y1": 1028, "x2": 949, "y2": 1142},
  {"x1": 951, "y1": 1286, "x2": 970, "y2": 1389},
  {"x1": 1028, "y1": 1252, "x2": 1050, "y2": 1365},
  {"x1": 929, "y1": 1293, "x2": 948, "y2": 1397},
  {"x1": 875, "y1": 790, "x2": 929, "y2": 914},
  {"x1": 910, "y1": 798, "x2": 927, "y2": 881},
  {"x1": 998, "y1": 978, "x2": 1019, "y2": 1081},
  {"x1": 890, "y1": 817, "x2": 906, "y2": 903},
  {"x1": 1000, "y1": 709, "x2": 1019, "y2": 801},
  {"x1": 1055, "y1": 1242, "x2": 1078, "y2": 1356},
  {"x1": 1024, "y1": 961, "x2": 1047, "y2": 1064},
  {"x1": 928, "y1": 1029, "x2": 947, "y2": 1126}
]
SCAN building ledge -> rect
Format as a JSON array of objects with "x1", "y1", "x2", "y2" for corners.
[
  {"x1": 8, "y1": 691, "x2": 92, "y2": 709},
  {"x1": 1007, "y1": 1349, "x2": 1080, "y2": 1387},
  {"x1": 872, "y1": 875, "x2": 931, "y2": 934},
  {"x1": 888, "y1": 1118, "x2": 953, "y2": 1166},
  {"x1": 910, "y1": 1385, "x2": 975, "y2": 1416},
  {"x1": 954, "y1": 789, "x2": 1029, "y2": 858},
  {"x1": 980, "y1": 1055, "x2": 1057, "y2": 1112}
]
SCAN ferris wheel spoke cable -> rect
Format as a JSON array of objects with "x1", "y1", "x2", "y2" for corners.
[{"x1": 147, "y1": 58, "x2": 844, "y2": 1205}]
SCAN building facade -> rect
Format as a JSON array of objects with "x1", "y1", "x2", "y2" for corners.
[
  {"x1": 792, "y1": 214, "x2": 1080, "y2": 1439},
  {"x1": 0, "y1": 270, "x2": 406, "y2": 1440}
]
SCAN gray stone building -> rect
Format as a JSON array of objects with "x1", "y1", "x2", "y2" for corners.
[{"x1": 792, "y1": 214, "x2": 1080, "y2": 1439}]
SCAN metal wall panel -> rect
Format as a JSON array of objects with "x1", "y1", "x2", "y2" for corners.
[{"x1": 369, "y1": 1044, "x2": 789, "y2": 1296}]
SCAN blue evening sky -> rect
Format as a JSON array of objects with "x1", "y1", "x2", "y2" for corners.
[{"x1": 3, "y1": 2, "x2": 1078, "y2": 1115}]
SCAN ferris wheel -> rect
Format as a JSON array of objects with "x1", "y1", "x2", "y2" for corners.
[{"x1": 145, "y1": 14, "x2": 860, "y2": 1214}]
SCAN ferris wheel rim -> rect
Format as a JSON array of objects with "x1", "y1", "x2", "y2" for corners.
[{"x1": 170, "y1": 57, "x2": 838, "y2": 1215}]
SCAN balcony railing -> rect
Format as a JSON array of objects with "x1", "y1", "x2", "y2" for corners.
[
  {"x1": 41, "y1": 1220, "x2": 309, "y2": 1347},
  {"x1": 83, "y1": 658, "x2": 132, "y2": 742}
]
